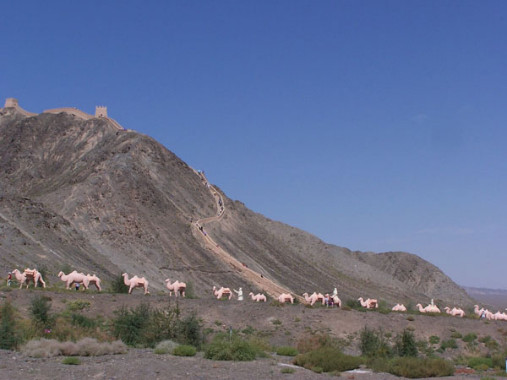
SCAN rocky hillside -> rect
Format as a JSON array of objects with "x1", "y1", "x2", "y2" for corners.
[{"x1": 0, "y1": 105, "x2": 474, "y2": 306}]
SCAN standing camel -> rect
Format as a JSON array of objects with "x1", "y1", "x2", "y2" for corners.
[
  {"x1": 248, "y1": 292, "x2": 267, "y2": 302},
  {"x1": 358, "y1": 297, "x2": 378, "y2": 309},
  {"x1": 212, "y1": 286, "x2": 233, "y2": 300},
  {"x1": 303, "y1": 292, "x2": 325, "y2": 306},
  {"x1": 392, "y1": 304, "x2": 407, "y2": 312},
  {"x1": 58, "y1": 271, "x2": 89, "y2": 290},
  {"x1": 278, "y1": 293, "x2": 294, "y2": 304},
  {"x1": 86, "y1": 274, "x2": 102, "y2": 292},
  {"x1": 165, "y1": 279, "x2": 186, "y2": 297},
  {"x1": 122, "y1": 273, "x2": 150, "y2": 295},
  {"x1": 12, "y1": 268, "x2": 46, "y2": 289}
]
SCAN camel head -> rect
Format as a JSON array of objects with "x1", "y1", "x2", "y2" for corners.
[
  {"x1": 165, "y1": 278, "x2": 170, "y2": 283},
  {"x1": 58, "y1": 271, "x2": 64, "y2": 277},
  {"x1": 249, "y1": 292, "x2": 253, "y2": 296},
  {"x1": 302, "y1": 292, "x2": 309, "y2": 297}
]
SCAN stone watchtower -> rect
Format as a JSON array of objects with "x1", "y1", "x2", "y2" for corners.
[
  {"x1": 95, "y1": 106, "x2": 107, "y2": 118},
  {"x1": 4, "y1": 98, "x2": 19, "y2": 108}
]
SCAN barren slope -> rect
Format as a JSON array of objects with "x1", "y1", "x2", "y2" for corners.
[{"x1": 0, "y1": 106, "x2": 474, "y2": 306}]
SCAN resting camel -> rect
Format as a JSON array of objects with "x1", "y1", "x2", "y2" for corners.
[
  {"x1": 444, "y1": 307, "x2": 462, "y2": 317},
  {"x1": 493, "y1": 311, "x2": 507, "y2": 321},
  {"x1": 416, "y1": 303, "x2": 441, "y2": 313},
  {"x1": 165, "y1": 279, "x2": 186, "y2": 297},
  {"x1": 248, "y1": 292, "x2": 267, "y2": 302},
  {"x1": 122, "y1": 273, "x2": 150, "y2": 295},
  {"x1": 358, "y1": 297, "x2": 378, "y2": 309},
  {"x1": 86, "y1": 274, "x2": 102, "y2": 292},
  {"x1": 12, "y1": 268, "x2": 46, "y2": 289},
  {"x1": 303, "y1": 292, "x2": 325, "y2": 306},
  {"x1": 58, "y1": 271, "x2": 89, "y2": 290},
  {"x1": 278, "y1": 293, "x2": 294, "y2": 304},
  {"x1": 212, "y1": 286, "x2": 233, "y2": 300},
  {"x1": 392, "y1": 303, "x2": 407, "y2": 312}
]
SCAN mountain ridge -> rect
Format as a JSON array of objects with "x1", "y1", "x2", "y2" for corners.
[{"x1": 0, "y1": 104, "x2": 473, "y2": 306}]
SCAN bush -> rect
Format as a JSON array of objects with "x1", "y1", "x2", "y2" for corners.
[
  {"x1": 276, "y1": 346, "x2": 299, "y2": 356},
  {"x1": 467, "y1": 356, "x2": 493, "y2": 370},
  {"x1": 62, "y1": 356, "x2": 80, "y2": 365},
  {"x1": 492, "y1": 353, "x2": 507, "y2": 370},
  {"x1": 204, "y1": 333, "x2": 262, "y2": 361},
  {"x1": 371, "y1": 357, "x2": 454, "y2": 378},
  {"x1": 29, "y1": 295, "x2": 53, "y2": 327},
  {"x1": 462, "y1": 332, "x2": 477, "y2": 342},
  {"x1": 22, "y1": 338, "x2": 126, "y2": 358},
  {"x1": 110, "y1": 273, "x2": 129, "y2": 293},
  {"x1": 293, "y1": 346, "x2": 362, "y2": 373},
  {"x1": 0, "y1": 301, "x2": 20, "y2": 350},
  {"x1": 359, "y1": 327, "x2": 392, "y2": 358},
  {"x1": 177, "y1": 313, "x2": 202, "y2": 349},
  {"x1": 173, "y1": 344, "x2": 197, "y2": 356},
  {"x1": 71, "y1": 313, "x2": 96, "y2": 329},
  {"x1": 280, "y1": 367, "x2": 296, "y2": 374},
  {"x1": 429, "y1": 336, "x2": 440, "y2": 344},
  {"x1": 153, "y1": 340, "x2": 179, "y2": 354},
  {"x1": 394, "y1": 329, "x2": 418, "y2": 357},
  {"x1": 440, "y1": 339, "x2": 458, "y2": 350}
]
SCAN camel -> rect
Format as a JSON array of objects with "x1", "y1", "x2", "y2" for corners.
[
  {"x1": 392, "y1": 303, "x2": 407, "y2": 312},
  {"x1": 86, "y1": 274, "x2": 102, "y2": 292},
  {"x1": 11, "y1": 268, "x2": 46, "y2": 289},
  {"x1": 493, "y1": 311, "x2": 507, "y2": 321},
  {"x1": 212, "y1": 286, "x2": 233, "y2": 300},
  {"x1": 444, "y1": 307, "x2": 465, "y2": 317},
  {"x1": 248, "y1": 292, "x2": 267, "y2": 302},
  {"x1": 416, "y1": 303, "x2": 441, "y2": 313},
  {"x1": 358, "y1": 297, "x2": 378, "y2": 309},
  {"x1": 303, "y1": 292, "x2": 325, "y2": 306},
  {"x1": 277, "y1": 293, "x2": 294, "y2": 304},
  {"x1": 330, "y1": 294, "x2": 342, "y2": 307},
  {"x1": 58, "y1": 271, "x2": 89, "y2": 290},
  {"x1": 164, "y1": 279, "x2": 186, "y2": 297},
  {"x1": 122, "y1": 273, "x2": 150, "y2": 295}
]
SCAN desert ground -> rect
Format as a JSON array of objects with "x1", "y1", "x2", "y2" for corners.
[{"x1": 1, "y1": 288, "x2": 506, "y2": 379}]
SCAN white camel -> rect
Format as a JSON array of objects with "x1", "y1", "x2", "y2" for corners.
[
  {"x1": 303, "y1": 292, "x2": 325, "y2": 306},
  {"x1": 86, "y1": 274, "x2": 102, "y2": 292},
  {"x1": 493, "y1": 311, "x2": 507, "y2": 321},
  {"x1": 248, "y1": 292, "x2": 267, "y2": 302},
  {"x1": 358, "y1": 297, "x2": 378, "y2": 309},
  {"x1": 11, "y1": 269, "x2": 29, "y2": 289},
  {"x1": 278, "y1": 293, "x2": 294, "y2": 304},
  {"x1": 416, "y1": 303, "x2": 441, "y2": 313},
  {"x1": 444, "y1": 307, "x2": 465, "y2": 317},
  {"x1": 58, "y1": 271, "x2": 89, "y2": 290},
  {"x1": 165, "y1": 279, "x2": 186, "y2": 297},
  {"x1": 213, "y1": 286, "x2": 233, "y2": 300},
  {"x1": 392, "y1": 303, "x2": 407, "y2": 312},
  {"x1": 122, "y1": 273, "x2": 149, "y2": 295},
  {"x1": 12, "y1": 268, "x2": 46, "y2": 289}
]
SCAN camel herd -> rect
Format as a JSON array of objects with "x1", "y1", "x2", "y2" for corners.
[{"x1": 7, "y1": 268, "x2": 507, "y2": 321}]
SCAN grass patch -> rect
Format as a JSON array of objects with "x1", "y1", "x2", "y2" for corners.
[
  {"x1": 370, "y1": 357, "x2": 454, "y2": 378},
  {"x1": 440, "y1": 339, "x2": 458, "y2": 350},
  {"x1": 276, "y1": 346, "x2": 299, "y2": 356},
  {"x1": 293, "y1": 346, "x2": 362, "y2": 373},
  {"x1": 462, "y1": 332, "x2": 477, "y2": 342},
  {"x1": 281, "y1": 367, "x2": 296, "y2": 374},
  {"x1": 204, "y1": 332, "x2": 264, "y2": 361},
  {"x1": 173, "y1": 344, "x2": 197, "y2": 356},
  {"x1": 62, "y1": 356, "x2": 80, "y2": 365},
  {"x1": 467, "y1": 356, "x2": 493, "y2": 370},
  {"x1": 22, "y1": 338, "x2": 126, "y2": 358}
]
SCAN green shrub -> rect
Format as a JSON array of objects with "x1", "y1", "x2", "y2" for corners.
[
  {"x1": 406, "y1": 315, "x2": 415, "y2": 321},
  {"x1": 467, "y1": 356, "x2": 493, "y2": 370},
  {"x1": 359, "y1": 327, "x2": 392, "y2": 358},
  {"x1": 0, "y1": 301, "x2": 20, "y2": 349},
  {"x1": 429, "y1": 336, "x2": 440, "y2": 344},
  {"x1": 280, "y1": 367, "x2": 296, "y2": 374},
  {"x1": 450, "y1": 331, "x2": 462, "y2": 339},
  {"x1": 293, "y1": 346, "x2": 362, "y2": 373},
  {"x1": 178, "y1": 313, "x2": 202, "y2": 348},
  {"x1": 440, "y1": 339, "x2": 458, "y2": 350},
  {"x1": 462, "y1": 332, "x2": 477, "y2": 343},
  {"x1": 492, "y1": 353, "x2": 507, "y2": 370},
  {"x1": 62, "y1": 356, "x2": 80, "y2": 365},
  {"x1": 204, "y1": 333, "x2": 262, "y2": 361},
  {"x1": 110, "y1": 274, "x2": 129, "y2": 293},
  {"x1": 394, "y1": 329, "x2": 418, "y2": 357},
  {"x1": 66, "y1": 300, "x2": 91, "y2": 312},
  {"x1": 184, "y1": 281, "x2": 196, "y2": 299},
  {"x1": 153, "y1": 340, "x2": 179, "y2": 354},
  {"x1": 29, "y1": 295, "x2": 53, "y2": 327},
  {"x1": 276, "y1": 346, "x2": 299, "y2": 356},
  {"x1": 173, "y1": 344, "x2": 197, "y2": 356},
  {"x1": 371, "y1": 357, "x2": 454, "y2": 378},
  {"x1": 71, "y1": 313, "x2": 96, "y2": 329}
]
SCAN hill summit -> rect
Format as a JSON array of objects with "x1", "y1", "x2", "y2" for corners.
[{"x1": 0, "y1": 100, "x2": 473, "y2": 306}]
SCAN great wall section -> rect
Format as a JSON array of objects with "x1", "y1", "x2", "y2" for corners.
[{"x1": 1, "y1": 98, "x2": 125, "y2": 131}]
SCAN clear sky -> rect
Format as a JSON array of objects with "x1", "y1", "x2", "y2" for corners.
[{"x1": 2, "y1": 1, "x2": 506, "y2": 289}]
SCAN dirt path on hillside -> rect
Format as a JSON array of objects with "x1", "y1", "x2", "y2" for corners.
[{"x1": 193, "y1": 172, "x2": 304, "y2": 303}]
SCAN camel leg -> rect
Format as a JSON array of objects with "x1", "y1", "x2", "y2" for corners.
[{"x1": 129, "y1": 285, "x2": 134, "y2": 294}]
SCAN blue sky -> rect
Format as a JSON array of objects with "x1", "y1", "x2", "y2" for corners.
[{"x1": 2, "y1": 1, "x2": 506, "y2": 289}]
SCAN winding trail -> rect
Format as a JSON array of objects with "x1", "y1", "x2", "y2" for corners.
[{"x1": 192, "y1": 171, "x2": 305, "y2": 303}]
